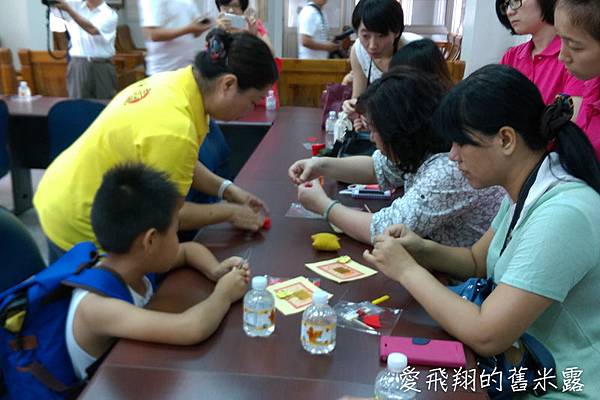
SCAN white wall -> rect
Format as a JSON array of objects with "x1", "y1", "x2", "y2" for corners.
[
  {"x1": 461, "y1": 0, "x2": 514, "y2": 76},
  {"x1": 0, "y1": 0, "x2": 48, "y2": 68}
]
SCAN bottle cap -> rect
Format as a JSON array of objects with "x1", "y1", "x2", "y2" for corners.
[
  {"x1": 251, "y1": 276, "x2": 267, "y2": 290},
  {"x1": 312, "y1": 290, "x2": 328, "y2": 305},
  {"x1": 329, "y1": 111, "x2": 337, "y2": 118},
  {"x1": 311, "y1": 143, "x2": 325, "y2": 156},
  {"x1": 387, "y1": 353, "x2": 408, "y2": 372}
]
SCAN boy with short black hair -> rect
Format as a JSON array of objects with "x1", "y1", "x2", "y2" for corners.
[{"x1": 66, "y1": 163, "x2": 249, "y2": 379}]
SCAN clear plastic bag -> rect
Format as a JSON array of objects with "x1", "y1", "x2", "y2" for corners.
[
  {"x1": 285, "y1": 203, "x2": 323, "y2": 219},
  {"x1": 333, "y1": 300, "x2": 402, "y2": 336}
]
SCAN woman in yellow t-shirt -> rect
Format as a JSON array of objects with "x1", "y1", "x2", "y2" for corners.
[{"x1": 34, "y1": 29, "x2": 278, "y2": 262}]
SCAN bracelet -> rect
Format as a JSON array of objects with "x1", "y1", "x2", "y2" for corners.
[
  {"x1": 217, "y1": 179, "x2": 233, "y2": 199},
  {"x1": 323, "y1": 200, "x2": 341, "y2": 222}
]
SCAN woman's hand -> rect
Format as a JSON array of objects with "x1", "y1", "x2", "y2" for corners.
[
  {"x1": 342, "y1": 99, "x2": 369, "y2": 131},
  {"x1": 363, "y1": 231, "x2": 421, "y2": 282},
  {"x1": 224, "y1": 184, "x2": 269, "y2": 214},
  {"x1": 353, "y1": 115, "x2": 368, "y2": 131},
  {"x1": 342, "y1": 98, "x2": 357, "y2": 114},
  {"x1": 227, "y1": 204, "x2": 264, "y2": 231},
  {"x1": 288, "y1": 158, "x2": 323, "y2": 185},
  {"x1": 383, "y1": 224, "x2": 427, "y2": 257},
  {"x1": 297, "y1": 180, "x2": 331, "y2": 215},
  {"x1": 246, "y1": 16, "x2": 259, "y2": 36}
]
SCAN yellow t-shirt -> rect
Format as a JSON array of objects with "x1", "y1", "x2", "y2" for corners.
[{"x1": 34, "y1": 66, "x2": 209, "y2": 251}]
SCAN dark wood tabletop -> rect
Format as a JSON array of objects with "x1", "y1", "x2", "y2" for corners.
[
  {"x1": 0, "y1": 95, "x2": 70, "y2": 117},
  {"x1": 0, "y1": 95, "x2": 275, "y2": 125},
  {"x1": 79, "y1": 107, "x2": 487, "y2": 399}
]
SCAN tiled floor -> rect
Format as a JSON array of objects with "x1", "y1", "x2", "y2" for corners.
[{"x1": 1, "y1": 169, "x2": 49, "y2": 263}]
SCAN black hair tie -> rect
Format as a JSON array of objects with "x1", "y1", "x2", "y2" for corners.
[{"x1": 540, "y1": 94, "x2": 574, "y2": 140}]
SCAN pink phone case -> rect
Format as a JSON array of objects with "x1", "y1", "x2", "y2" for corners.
[{"x1": 380, "y1": 336, "x2": 466, "y2": 368}]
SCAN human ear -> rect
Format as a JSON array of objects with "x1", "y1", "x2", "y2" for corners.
[
  {"x1": 141, "y1": 228, "x2": 158, "y2": 253},
  {"x1": 219, "y1": 74, "x2": 238, "y2": 93},
  {"x1": 497, "y1": 126, "x2": 517, "y2": 155}
]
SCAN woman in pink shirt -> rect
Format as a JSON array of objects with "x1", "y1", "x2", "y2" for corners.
[
  {"x1": 496, "y1": 0, "x2": 585, "y2": 109},
  {"x1": 555, "y1": 0, "x2": 600, "y2": 160}
]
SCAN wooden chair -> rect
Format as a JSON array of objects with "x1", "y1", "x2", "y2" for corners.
[
  {"x1": 114, "y1": 52, "x2": 146, "y2": 90},
  {"x1": 116, "y1": 25, "x2": 146, "y2": 56},
  {"x1": 0, "y1": 48, "x2": 18, "y2": 95},
  {"x1": 18, "y1": 49, "x2": 68, "y2": 96},
  {"x1": 278, "y1": 59, "x2": 351, "y2": 107},
  {"x1": 18, "y1": 49, "x2": 146, "y2": 96},
  {"x1": 446, "y1": 60, "x2": 466, "y2": 83}
]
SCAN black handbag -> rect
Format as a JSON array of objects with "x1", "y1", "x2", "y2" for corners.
[{"x1": 336, "y1": 130, "x2": 376, "y2": 158}]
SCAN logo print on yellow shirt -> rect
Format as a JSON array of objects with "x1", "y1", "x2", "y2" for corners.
[{"x1": 124, "y1": 87, "x2": 151, "y2": 105}]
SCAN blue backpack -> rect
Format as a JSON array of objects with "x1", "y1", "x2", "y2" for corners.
[{"x1": 0, "y1": 242, "x2": 144, "y2": 399}]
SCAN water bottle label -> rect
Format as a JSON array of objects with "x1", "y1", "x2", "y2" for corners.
[
  {"x1": 301, "y1": 321, "x2": 335, "y2": 346},
  {"x1": 243, "y1": 307, "x2": 275, "y2": 330}
]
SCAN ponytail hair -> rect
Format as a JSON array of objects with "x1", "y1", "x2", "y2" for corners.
[
  {"x1": 194, "y1": 29, "x2": 278, "y2": 91},
  {"x1": 546, "y1": 96, "x2": 600, "y2": 194},
  {"x1": 433, "y1": 64, "x2": 600, "y2": 194}
]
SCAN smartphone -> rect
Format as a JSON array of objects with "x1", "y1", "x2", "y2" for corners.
[
  {"x1": 222, "y1": 12, "x2": 247, "y2": 30},
  {"x1": 380, "y1": 336, "x2": 466, "y2": 368},
  {"x1": 196, "y1": 17, "x2": 212, "y2": 25},
  {"x1": 351, "y1": 189, "x2": 391, "y2": 200}
]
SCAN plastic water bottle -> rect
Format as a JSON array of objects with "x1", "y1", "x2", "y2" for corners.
[
  {"x1": 17, "y1": 81, "x2": 31, "y2": 101},
  {"x1": 300, "y1": 290, "x2": 336, "y2": 354},
  {"x1": 265, "y1": 90, "x2": 277, "y2": 111},
  {"x1": 325, "y1": 111, "x2": 337, "y2": 149},
  {"x1": 374, "y1": 353, "x2": 416, "y2": 399},
  {"x1": 243, "y1": 276, "x2": 275, "y2": 337}
]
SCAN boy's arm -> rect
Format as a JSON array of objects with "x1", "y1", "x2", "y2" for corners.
[
  {"x1": 172, "y1": 242, "x2": 241, "y2": 282},
  {"x1": 76, "y1": 268, "x2": 248, "y2": 346},
  {"x1": 172, "y1": 242, "x2": 218, "y2": 271}
]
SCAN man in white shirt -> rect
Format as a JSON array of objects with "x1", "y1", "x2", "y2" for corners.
[
  {"x1": 297, "y1": 0, "x2": 339, "y2": 59},
  {"x1": 138, "y1": 0, "x2": 212, "y2": 76},
  {"x1": 50, "y1": 0, "x2": 118, "y2": 99}
]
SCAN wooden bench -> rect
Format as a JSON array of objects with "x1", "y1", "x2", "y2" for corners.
[
  {"x1": 278, "y1": 58, "x2": 350, "y2": 107},
  {"x1": 0, "y1": 48, "x2": 18, "y2": 95},
  {"x1": 17, "y1": 49, "x2": 146, "y2": 97},
  {"x1": 278, "y1": 58, "x2": 466, "y2": 107}
]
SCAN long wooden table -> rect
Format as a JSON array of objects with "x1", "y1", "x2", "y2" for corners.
[
  {"x1": 79, "y1": 107, "x2": 486, "y2": 400},
  {"x1": 0, "y1": 95, "x2": 276, "y2": 214}
]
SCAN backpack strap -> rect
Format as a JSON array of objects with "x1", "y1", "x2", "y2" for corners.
[{"x1": 61, "y1": 266, "x2": 134, "y2": 304}]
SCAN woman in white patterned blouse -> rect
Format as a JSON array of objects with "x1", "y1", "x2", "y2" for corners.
[{"x1": 288, "y1": 67, "x2": 505, "y2": 246}]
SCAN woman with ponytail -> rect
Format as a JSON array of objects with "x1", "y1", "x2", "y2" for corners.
[
  {"x1": 363, "y1": 65, "x2": 600, "y2": 397},
  {"x1": 34, "y1": 30, "x2": 279, "y2": 262}
]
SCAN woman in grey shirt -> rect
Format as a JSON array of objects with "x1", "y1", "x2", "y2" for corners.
[{"x1": 288, "y1": 67, "x2": 504, "y2": 246}]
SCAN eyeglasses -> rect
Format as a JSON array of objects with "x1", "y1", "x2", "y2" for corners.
[{"x1": 500, "y1": 0, "x2": 523, "y2": 15}]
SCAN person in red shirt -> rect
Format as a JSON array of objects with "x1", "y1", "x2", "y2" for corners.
[
  {"x1": 496, "y1": 0, "x2": 585, "y2": 109},
  {"x1": 555, "y1": 0, "x2": 600, "y2": 159}
]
